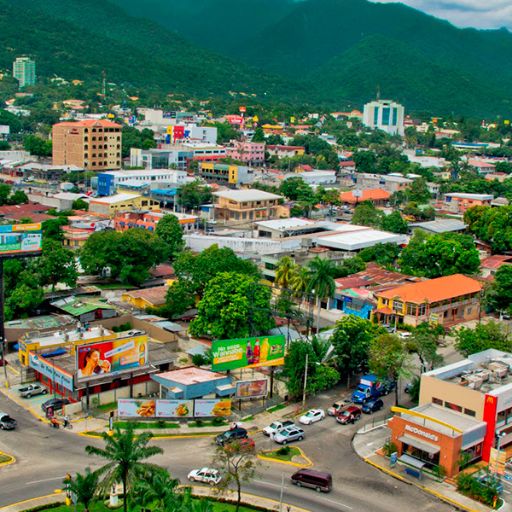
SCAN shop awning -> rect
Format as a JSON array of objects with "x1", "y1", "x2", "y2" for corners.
[{"x1": 399, "y1": 434, "x2": 440, "y2": 455}]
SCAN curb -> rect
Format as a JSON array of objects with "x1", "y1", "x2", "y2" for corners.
[
  {"x1": 258, "y1": 445, "x2": 313, "y2": 468},
  {"x1": 77, "y1": 430, "x2": 218, "y2": 440},
  {"x1": 0, "y1": 493, "x2": 64, "y2": 512},
  {"x1": 0, "y1": 452, "x2": 16, "y2": 468}
]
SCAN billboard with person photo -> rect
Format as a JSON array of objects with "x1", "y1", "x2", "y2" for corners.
[{"x1": 76, "y1": 336, "x2": 149, "y2": 383}]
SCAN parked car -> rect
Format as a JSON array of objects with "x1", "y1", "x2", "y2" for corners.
[
  {"x1": 0, "y1": 412, "x2": 16, "y2": 430},
  {"x1": 380, "y1": 380, "x2": 397, "y2": 396},
  {"x1": 215, "y1": 427, "x2": 248, "y2": 446},
  {"x1": 327, "y1": 399, "x2": 351, "y2": 416},
  {"x1": 336, "y1": 406, "x2": 362, "y2": 425},
  {"x1": 187, "y1": 467, "x2": 222, "y2": 486},
  {"x1": 398, "y1": 331, "x2": 412, "y2": 340},
  {"x1": 263, "y1": 420, "x2": 295, "y2": 436},
  {"x1": 271, "y1": 426, "x2": 304, "y2": 445},
  {"x1": 477, "y1": 474, "x2": 504, "y2": 494},
  {"x1": 299, "y1": 409, "x2": 325, "y2": 425},
  {"x1": 19, "y1": 383, "x2": 48, "y2": 399},
  {"x1": 41, "y1": 398, "x2": 70, "y2": 414},
  {"x1": 361, "y1": 399, "x2": 384, "y2": 414},
  {"x1": 291, "y1": 469, "x2": 332, "y2": 493}
]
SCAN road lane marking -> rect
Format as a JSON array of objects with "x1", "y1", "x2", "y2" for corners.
[{"x1": 26, "y1": 476, "x2": 64, "y2": 485}]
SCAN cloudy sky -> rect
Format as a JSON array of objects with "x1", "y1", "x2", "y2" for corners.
[{"x1": 372, "y1": 1, "x2": 512, "y2": 30}]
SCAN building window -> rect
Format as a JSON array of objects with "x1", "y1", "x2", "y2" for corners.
[
  {"x1": 418, "y1": 304, "x2": 427, "y2": 316},
  {"x1": 444, "y1": 401, "x2": 463, "y2": 413},
  {"x1": 464, "y1": 408, "x2": 476, "y2": 417},
  {"x1": 432, "y1": 397, "x2": 443, "y2": 406},
  {"x1": 393, "y1": 300, "x2": 403, "y2": 312},
  {"x1": 406, "y1": 303, "x2": 417, "y2": 315}
]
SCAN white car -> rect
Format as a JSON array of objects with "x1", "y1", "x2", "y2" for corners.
[
  {"x1": 187, "y1": 467, "x2": 222, "y2": 486},
  {"x1": 299, "y1": 409, "x2": 325, "y2": 425},
  {"x1": 262, "y1": 419, "x2": 295, "y2": 437},
  {"x1": 398, "y1": 331, "x2": 412, "y2": 339}
]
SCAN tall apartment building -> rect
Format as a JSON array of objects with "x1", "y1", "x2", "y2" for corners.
[
  {"x1": 13, "y1": 57, "x2": 36, "y2": 88},
  {"x1": 52, "y1": 120, "x2": 122, "y2": 171},
  {"x1": 363, "y1": 99, "x2": 405, "y2": 136}
]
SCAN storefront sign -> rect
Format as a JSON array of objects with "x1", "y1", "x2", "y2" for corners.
[
  {"x1": 76, "y1": 336, "x2": 149, "y2": 383},
  {"x1": 211, "y1": 335, "x2": 285, "y2": 371},
  {"x1": 29, "y1": 352, "x2": 74, "y2": 391},
  {"x1": 404, "y1": 424, "x2": 439, "y2": 442},
  {"x1": 235, "y1": 379, "x2": 268, "y2": 399}
]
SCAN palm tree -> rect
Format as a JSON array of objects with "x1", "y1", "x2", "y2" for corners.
[
  {"x1": 307, "y1": 257, "x2": 336, "y2": 333},
  {"x1": 274, "y1": 256, "x2": 296, "y2": 290},
  {"x1": 85, "y1": 424, "x2": 163, "y2": 512},
  {"x1": 65, "y1": 468, "x2": 98, "y2": 512},
  {"x1": 134, "y1": 467, "x2": 180, "y2": 511},
  {"x1": 289, "y1": 266, "x2": 310, "y2": 300}
]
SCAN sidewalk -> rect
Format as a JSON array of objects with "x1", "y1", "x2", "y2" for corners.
[{"x1": 352, "y1": 425, "x2": 509, "y2": 512}]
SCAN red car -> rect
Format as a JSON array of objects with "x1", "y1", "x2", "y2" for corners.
[{"x1": 336, "y1": 406, "x2": 362, "y2": 425}]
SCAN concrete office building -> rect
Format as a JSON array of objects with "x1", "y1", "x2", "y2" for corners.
[
  {"x1": 52, "y1": 120, "x2": 122, "y2": 171},
  {"x1": 13, "y1": 57, "x2": 36, "y2": 87},
  {"x1": 363, "y1": 99, "x2": 405, "y2": 136}
]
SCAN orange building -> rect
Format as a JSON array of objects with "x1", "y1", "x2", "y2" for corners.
[
  {"x1": 340, "y1": 188, "x2": 390, "y2": 206},
  {"x1": 52, "y1": 119, "x2": 122, "y2": 171},
  {"x1": 114, "y1": 211, "x2": 198, "y2": 233}
]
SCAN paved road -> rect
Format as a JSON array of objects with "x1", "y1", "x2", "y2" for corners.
[{"x1": 0, "y1": 392, "x2": 455, "y2": 512}]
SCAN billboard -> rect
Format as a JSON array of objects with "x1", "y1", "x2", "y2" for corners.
[
  {"x1": 211, "y1": 335, "x2": 285, "y2": 371},
  {"x1": 194, "y1": 399, "x2": 231, "y2": 418},
  {"x1": 76, "y1": 336, "x2": 149, "y2": 383},
  {"x1": 235, "y1": 379, "x2": 268, "y2": 399},
  {"x1": 0, "y1": 224, "x2": 42, "y2": 257},
  {"x1": 117, "y1": 398, "x2": 231, "y2": 418},
  {"x1": 29, "y1": 352, "x2": 74, "y2": 392}
]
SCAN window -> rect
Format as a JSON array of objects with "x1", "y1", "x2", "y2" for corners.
[
  {"x1": 432, "y1": 397, "x2": 443, "y2": 406},
  {"x1": 464, "y1": 408, "x2": 476, "y2": 417},
  {"x1": 382, "y1": 107, "x2": 391, "y2": 125},
  {"x1": 393, "y1": 300, "x2": 403, "y2": 312},
  {"x1": 406, "y1": 303, "x2": 417, "y2": 315},
  {"x1": 418, "y1": 304, "x2": 427, "y2": 316},
  {"x1": 444, "y1": 401, "x2": 462, "y2": 413}
]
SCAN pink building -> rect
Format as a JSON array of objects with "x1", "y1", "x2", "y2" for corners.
[{"x1": 226, "y1": 141, "x2": 265, "y2": 165}]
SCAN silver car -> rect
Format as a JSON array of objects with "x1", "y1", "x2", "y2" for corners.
[
  {"x1": 271, "y1": 426, "x2": 305, "y2": 445},
  {"x1": 19, "y1": 383, "x2": 48, "y2": 398}
]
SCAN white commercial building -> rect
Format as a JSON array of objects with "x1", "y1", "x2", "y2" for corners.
[
  {"x1": 285, "y1": 170, "x2": 336, "y2": 186},
  {"x1": 363, "y1": 99, "x2": 405, "y2": 136}
]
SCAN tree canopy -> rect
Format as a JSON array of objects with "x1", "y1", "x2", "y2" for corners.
[
  {"x1": 455, "y1": 321, "x2": 512, "y2": 356},
  {"x1": 155, "y1": 214, "x2": 185, "y2": 261}
]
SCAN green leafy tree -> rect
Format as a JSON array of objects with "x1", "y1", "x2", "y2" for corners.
[
  {"x1": 205, "y1": 122, "x2": 240, "y2": 144},
  {"x1": 290, "y1": 266, "x2": 310, "y2": 300},
  {"x1": 42, "y1": 217, "x2": 69, "y2": 242},
  {"x1": 332, "y1": 256, "x2": 366, "y2": 278},
  {"x1": 352, "y1": 201, "x2": 384, "y2": 228},
  {"x1": 65, "y1": 469, "x2": 99, "y2": 512},
  {"x1": 190, "y1": 272, "x2": 274, "y2": 339},
  {"x1": 133, "y1": 468, "x2": 180, "y2": 511},
  {"x1": 381, "y1": 211, "x2": 408, "y2": 234},
  {"x1": 307, "y1": 257, "x2": 336, "y2": 333},
  {"x1": 407, "y1": 328, "x2": 443, "y2": 373},
  {"x1": 353, "y1": 150, "x2": 377, "y2": 173},
  {"x1": 369, "y1": 333, "x2": 410, "y2": 406},
  {"x1": 160, "y1": 280, "x2": 195, "y2": 319},
  {"x1": 85, "y1": 425, "x2": 163, "y2": 512},
  {"x1": 23, "y1": 135, "x2": 52, "y2": 156},
  {"x1": 279, "y1": 177, "x2": 314, "y2": 201},
  {"x1": 0, "y1": 183, "x2": 11, "y2": 205},
  {"x1": 177, "y1": 180, "x2": 213, "y2": 211},
  {"x1": 359, "y1": 243, "x2": 401, "y2": 267},
  {"x1": 72, "y1": 198, "x2": 89, "y2": 211},
  {"x1": 121, "y1": 127, "x2": 156, "y2": 158},
  {"x1": 464, "y1": 205, "x2": 512, "y2": 253},
  {"x1": 155, "y1": 214, "x2": 185, "y2": 261},
  {"x1": 491, "y1": 265, "x2": 512, "y2": 313},
  {"x1": 330, "y1": 316, "x2": 383, "y2": 386},
  {"x1": 37, "y1": 239, "x2": 78, "y2": 291},
  {"x1": 274, "y1": 256, "x2": 297, "y2": 290},
  {"x1": 213, "y1": 441, "x2": 256, "y2": 512},
  {"x1": 399, "y1": 231, "x2": 480, "y2": 277},
  {"x1": 455, "y1": 321, "x2": 512, "y2": 356},
  {"x1": 251, "y1": 126, "x2": 265, "y2": 142},
  {"x1": 406, "y1": 178, "x2": 432, "y2": 203},
  {"x1": 5, "y1": 283, "x2": 44, "y2": 321},
  {"x1": 9, "y1": 190, "x2": 28, "y2": 205}
]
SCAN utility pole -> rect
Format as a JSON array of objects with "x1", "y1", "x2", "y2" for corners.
[
  {"x1": 302, "y1": 352, "x2": 308, "y2": 410},
  {"x1": 0, "y1": 259, "x2": 8, "y2": 388}
]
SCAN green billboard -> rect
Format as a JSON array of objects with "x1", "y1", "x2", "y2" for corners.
[{"x1": 211, "y1": 335, "x2": 285, "y2": 371}]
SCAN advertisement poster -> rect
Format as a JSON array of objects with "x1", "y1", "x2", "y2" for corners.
[
  {"x1": 211, "y1": 335, "x2": 285, "y2": 371},
  {"x1": 118, "y1": 399, "x2": 156, "y2": 418},
  {"x1": 195, "y1": 399, "x2": 232, "y2": 417},
  {"x1": 235, "y1": 379, "x2": 268, "y2": 399},
  {"x1": 76, "y1": 336, "x2": 148, "y2": 383},
  {"x1": 0, "y1": 224, "x2": 42, "y2": 256},
  {"x1": 156, "y1": 400, "x2": 193, "y2": 418},
  {"x1": 29, "y1": 352, "x2": 74, "y2": 392}
]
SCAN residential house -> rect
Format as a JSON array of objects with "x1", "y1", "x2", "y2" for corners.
[
  {"x1": 443, "y1": 193, "x2": 493, "y2": 214},
  {"x1": 339, "y1": 188, "x2": 390, "y2": 206},
  {"x1": 355, "y1": 173, "x2": 413, "y2": 193},
  {"x1": 122, "y1": 286, "x2": 169, "y2": 310},
  {"x1": 199, "y1": 162, "x2": 253, "y2": 186},
  {"x1": 226, "y1": 141, "x2": 265, "y2": 165},
  {"x1": 114, "y1": 210, "x2": 198, "y2": 233},
  {"x1": 51, "y1": 296, "x2": 118, "y2": 323},
  {"x1": 88, "y1": 193, "x2": 160, "y2": 216}
]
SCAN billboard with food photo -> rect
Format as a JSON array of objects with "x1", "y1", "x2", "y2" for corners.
[
  {"x1": 194, "y1": 399, "x2": 232, "y2": 417},
  {"x1": 156, "y1": 400, "x2": 193, "y2": 418},
  {"x1": 76, "y1": 336, "x2": 149, "y2": 383},
  {"x1": 118, "y1": 398, "x2": 156, "y2": 418},
  {"x1": 211, "y1": 335, "x2": 285, "y2": 371},
  {"x1": 235, "y1": 379, "x2": 268, "y2": 399}
]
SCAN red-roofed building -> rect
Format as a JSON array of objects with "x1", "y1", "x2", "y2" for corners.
[
  {"x1": 339, "y1": 188, "x2": 390, "y2": 205},
  {"x1": 267, "y1": 145, "x2": 305, "y2": 158},
  {"x1": 52, "y1": 119, "x2": 122, "y2": 171},
  {"x1": 374, "y1": 274, "x2": 482, "y2": 327},
  {"x1": 0, "y1": 202, "x2": 53, "y2": 223},
  {"x1": 481, "y1": 255, "x2": 512, "y2": 278}
]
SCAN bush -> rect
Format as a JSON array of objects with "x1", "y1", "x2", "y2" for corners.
[
  {"x1": 277, "y1": 446, "x2": 291, "y2": 456},
  {"x1": 212, "y1": 417, "x2": 224, "y2": 426},
  {"x1": 432, "y1": 464, "x2": 446, "y2": 479},
  {"x1": 457, "y1": 472, "x2": 501, "y2": 507},
  {"x1": 382, "y1": 440, "x2": 398, "y2": 457},
  {"x1": 112, "y1": 322, "x2": 132, "y2": 333},
  {"x1": 192, "y1": 353, "x2": 208, "y2": 367}
]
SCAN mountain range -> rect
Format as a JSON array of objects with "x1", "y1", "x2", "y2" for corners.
[{"x1": 3, "y1": 0, "x2": 512, "y2": 116}]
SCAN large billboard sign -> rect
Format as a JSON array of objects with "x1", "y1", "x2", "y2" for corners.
[
  {"x1": 117, "y1": 398, "x2": 231, "y2": 418},
  {"x1": 211, "y1": 335, "x2": 285, "y2": 371},
  {"x1": 76, "y1": 336, "x2": 149, "y2": 383},
  {"x1": 0, "y1": 224, "x2": 42, "y2": 257},
  {"x1": 235, "y1": 379, "x2": 268, "y2": 399},
  {"x1": 29, "y1": 352, "x2": 74, "y2": 391}
]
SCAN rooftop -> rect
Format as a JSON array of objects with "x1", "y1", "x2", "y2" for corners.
[
  {"x1": 213, "y1": 189, "x2": 282, "y2": 202},
  {"x1": 54, "y1": 119, "x2": 121, "y2": 128},
  {"x1": 24, "y1": 325, "x2": 115, "y2": 348},
  {"x1": 51, "y1": 297, "x2": 116, "y2": 317},
  {"x1": 314, "y1": 228, "x2": 406, "y2": 251},
  {"x1": 153, "y1": 367, "x2": 226, "y2": 386},
  {"x1": 481, "y1": 255, "x2": 512, "y2": 270},
  {"x1": 444, "y1": 192, "x2": 494, "y2": 200},
  {"x1": 255, "y1": 218, "x2": 315, "y2": 231},
  {"x1": 378, "y1": 274, "x2": 482, "y2": 304},
  {"x1": 90, "y1": 193, "x2": 141, "y2": 204},
  {"x1": 340, "y1": 188, "x2": 390, "y2": 204},
  {"x1": 409, "y1": 219, "x2": 467, "y2": 234},
  {"x1": 123, "y1": 286, "x2": 168, "y2": 307},
  {"x1": 101, "y1": 169, "x2": 185, "y2": 178}
]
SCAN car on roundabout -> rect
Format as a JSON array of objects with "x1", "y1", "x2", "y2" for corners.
[{"x1": 299, "y1": 409, "x2": 325, "y2": 425}]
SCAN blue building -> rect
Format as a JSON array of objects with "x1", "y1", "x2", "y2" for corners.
[{"x1": 151, "y1": 367, "x2": 235, "y2": 400}]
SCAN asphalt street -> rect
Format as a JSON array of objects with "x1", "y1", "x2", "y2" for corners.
[{"x1": 0, "y1": 392, "x2": 456, "y2": 512}]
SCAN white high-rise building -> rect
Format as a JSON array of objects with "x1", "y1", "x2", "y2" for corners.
[
  {"x1": 13, "y1": 57, "x2": 36, "y2": 88},
  {"x1": 363, "y1": 99, "x2": 405, "y2": 136}
]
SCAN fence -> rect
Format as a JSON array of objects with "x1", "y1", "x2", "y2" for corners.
[{"x1": 357, "y1": 413, "x2": 393, "y2": 434}]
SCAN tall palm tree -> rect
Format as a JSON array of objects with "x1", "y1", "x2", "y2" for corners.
[
  {"x1": 85, "y1": 424, "x2": 163, "y2": 512},
  {"x1": 307, "y1": 257, "x2": 336, "y2": 333},
  {"x1": 134, "y1": 468, "x2": 181, "y2": 512},
  {"x1": 274, "y1": 256, "x2": 296, "y2": 290},
  {"x1": 65, "y1": 468, "x2": 99, "y2": 512},
  {"x1": 289, "y1": 266, "x2": 310, "y2": 300}
]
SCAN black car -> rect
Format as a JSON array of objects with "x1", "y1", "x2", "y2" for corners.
[
  {"x1": 215, "y1": 427, "x2": 248, "y2": 446},
  {"x1": 41, "y1": 398, "x2": 70, "y2": 414},
  {"x1": 380, "y1": 380, "x2": 396, "y2": 396},
  {"x1": 361, "y1": 399, "x2": 384, "y2": 414},
  {"x1": 0, "y1": 412, "x2": 17, "y2": 430}
]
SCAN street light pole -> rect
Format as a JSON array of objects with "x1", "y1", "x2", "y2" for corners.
[
  {"x1": 302, "y1": 352, "x2": 308, "y2": 410},
  {"x1": 279, "y1": 473, "x2": 285, "y2": 512}
]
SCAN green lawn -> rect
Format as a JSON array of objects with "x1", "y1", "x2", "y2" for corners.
[
  {"x1": 261, "y1": 446, "x2": 300, "y2": 462},
  {"x1": 114, "y1": 421, "x2": 180, "y2": 429},
  {"x1": 0, "y1": 453, "x2": 12, "y2": 464},
  {"x1": 266, "y1": 403, "x2": 286, "y2": 413},
  {"x1": 96, "y1": 402, "x2": 117, "y2": 413}
]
